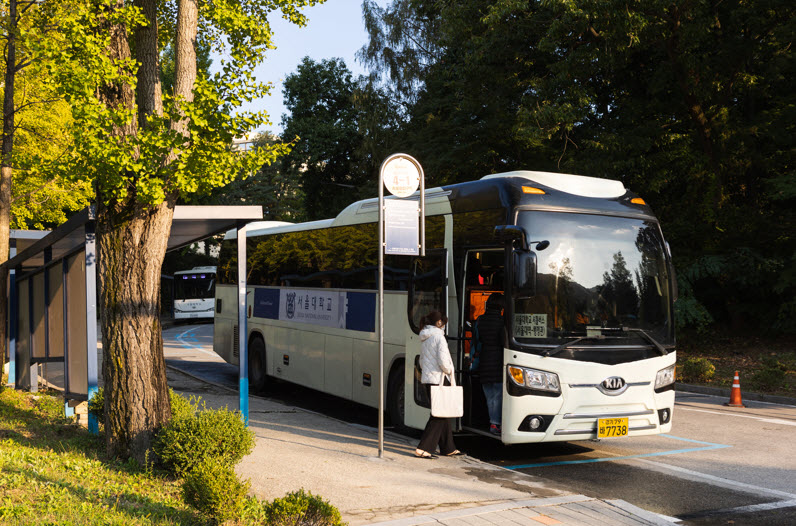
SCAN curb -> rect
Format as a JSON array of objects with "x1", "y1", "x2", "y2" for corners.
[{"x1": 676, "y1": 383, "x2": 796, "y2": 406}]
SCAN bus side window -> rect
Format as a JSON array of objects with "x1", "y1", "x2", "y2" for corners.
[{"x1": 408, "y1": 251, "x2": 447, "y2": 333}]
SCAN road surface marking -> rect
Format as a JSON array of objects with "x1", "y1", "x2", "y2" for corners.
[
  {"x1": 676, "y1": 498, "x2": 796, "y2": 521},
  {"x1": 676, "y1": 406, "x2": 796, "y2": 426},
  {"x1": 175, "y1": 327, "x2": 219, "y2": 358},
  {"x1": 502, "y1": 435, "x2": 730, "y2": 470},
  {"x1": 630, "y1": 457, "x2": 796, "y2": 500}
]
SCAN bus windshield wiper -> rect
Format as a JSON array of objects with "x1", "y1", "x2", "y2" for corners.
[
  {"x1": 543, "y1": 328, "x2": 669, "y2": 358},
  {"x1": 620, "y1": 327, "x2": 669, "y2": 356},
  {"x1": 543, "y1": 336, "x2": 603, "y2": 358}
]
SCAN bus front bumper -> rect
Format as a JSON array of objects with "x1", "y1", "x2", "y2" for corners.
[{"x1": 501, "y1": 351, "x2": 676, "y2": 444}]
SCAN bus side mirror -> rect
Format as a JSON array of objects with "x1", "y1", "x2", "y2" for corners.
[{"x1": 513, "y1": 250, "x2": 537, "y2": 296}]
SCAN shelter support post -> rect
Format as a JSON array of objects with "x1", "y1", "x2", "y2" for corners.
[
  {"x1": 237, "y1": 221, "x2": 248, "y2": 424},
  {"x1": 62, "y1": 258, "x2": 72, "y2": 417},
  {"x1": 84, "y1": 221, "x2": 99, "y2": 434},
  {"x1": 6, "y1": 241, "x2": 16, "y2": 387},
  {"x1": 27, "y1": 271, "x2": 37, "y2": 392}
]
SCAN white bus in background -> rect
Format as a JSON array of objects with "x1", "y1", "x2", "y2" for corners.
[
  {"x1": 174, "y1": 266, "x2": 217, "y2": 321},
  {"x1": 213, "y1": 171, "x2": 677, "y2": 444}
]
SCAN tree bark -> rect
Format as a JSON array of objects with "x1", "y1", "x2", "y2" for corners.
[
  {"x1": 0, "y1": 0, "x2": 18, "y2": 376},
  {"x1": 171, "y1": 0, "x2": 198, "y2": 136},
  {"x1": 98, "y1": 201, "x2": 173, "y2": 461},
  {"x1": 134, "y1": 0, "x2": 163, "y2": 126}
]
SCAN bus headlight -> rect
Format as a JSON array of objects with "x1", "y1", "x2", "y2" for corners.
[
  {"x1": 508, "y1": 365, "x2": 561, "y2": 394},
  {"x1": 655, "y1": 364, "x2": 676, "y2": 392}
]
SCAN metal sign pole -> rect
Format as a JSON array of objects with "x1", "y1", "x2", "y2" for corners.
[
  {"x1": 378, "y1": 153, "x2": 424, "y2": 459},
  {"x1": 377, "y1": 164, "x2": 385, "y2": 458}
]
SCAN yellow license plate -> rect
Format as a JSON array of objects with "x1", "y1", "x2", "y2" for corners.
[{"x1": 598, "y1": 417, "x2": 628, "y2": 438}]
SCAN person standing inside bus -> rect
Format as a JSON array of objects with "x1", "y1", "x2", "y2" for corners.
[
  {"x1": 415, "y1": 311, "x2": 463, "y2": 459},
  {"x1": 473, "y1": 293, "x2": 505, "y2": 435}
]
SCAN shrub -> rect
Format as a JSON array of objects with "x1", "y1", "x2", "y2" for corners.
[
  {"x1": 678, "y1": 357, "x2": 716, "y2": 383},
  {"x1": 750, "y1": 356, "x2": 788, "y2": 392},
  {"x1": 263, "y1": 489, "x2": 345, "y2": 526},
  {"x1": 87, "y1": 388, "x2": 196, "y2": 424},
  {"x1": 169, "y1": 390, "x2": 198, "y2": 422},
  {"x1": 182, "y1": 457, "x2": 249, "y2": 524},
  {"x1": 154, "y1": 402, "x2": 254, "y2": 476}
]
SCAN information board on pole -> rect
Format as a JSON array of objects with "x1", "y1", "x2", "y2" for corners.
[{"x1": 385, "y1": 199, "x2": 419, "y2": 255}]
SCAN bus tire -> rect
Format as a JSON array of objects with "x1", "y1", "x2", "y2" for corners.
[
  {"x1": 387, "y1": 363, "x2": 408, "y2": 434},
  {"x1": 248, "y1": 336, "x2": 267, "y2": 393}
]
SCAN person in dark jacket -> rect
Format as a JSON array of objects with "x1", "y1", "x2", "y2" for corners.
[{"x1": 472, "y1": 293, "x2": 505, "y2": 435}]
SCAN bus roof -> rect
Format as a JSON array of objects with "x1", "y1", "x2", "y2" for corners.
[
  {"x1": 224, "y1": 171, "x2": 651, "y2": 239},
  {"x1": 174, "y1": 266, "x2": 217, "y2": 275},
  {"x1": 480, "y1": 171, "x2": 626, "y2": 198}
]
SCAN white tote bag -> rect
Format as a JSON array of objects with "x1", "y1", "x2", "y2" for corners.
[{"x1": 430, "y1": 374, "x2": 463, "y2": 418}]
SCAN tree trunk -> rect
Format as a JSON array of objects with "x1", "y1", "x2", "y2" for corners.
[
  {"x1": 0, "y1": 0, "x2": 18, "y2": 376},
  {"x1": 134, "y1": 0, "x2": 163, "y2": 124},
  {"x1": 98, "y1": 201, "x2": 173, "y2": 461},
  {"x1": 171, "y1": 0, "x2": 198, "y2": 136},
  {"x1": 97, "y1": 0, "x2": 172, "y2": 463}
]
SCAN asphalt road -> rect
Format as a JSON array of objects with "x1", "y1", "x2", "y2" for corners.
[{"x1": 163, "y1": 323, "x2": 796, "y2": 525}]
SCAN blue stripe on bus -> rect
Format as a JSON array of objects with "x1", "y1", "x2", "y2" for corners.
[
  {"x1": 253, "y1": 288, "x2": 280, "y2": 319},
  {"x1": 345, "y1": 292, "x2": 376, "y2": 332}
]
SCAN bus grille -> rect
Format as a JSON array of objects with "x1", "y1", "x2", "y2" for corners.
[{"x1": 233, "y1": 325, "x2": 239, "y2": 359}]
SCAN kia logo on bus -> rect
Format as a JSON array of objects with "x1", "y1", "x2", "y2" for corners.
[{"x1": 599, "y1": 376, "x2": 628, "y2": 395}]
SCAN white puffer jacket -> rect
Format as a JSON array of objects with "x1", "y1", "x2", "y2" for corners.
[{"x1": 419, "y1": 325, "x2": 454, "y2": 385}]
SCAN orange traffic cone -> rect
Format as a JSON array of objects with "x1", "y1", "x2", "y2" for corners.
[{"x1": 725, "y1": 371, "x2": 746, "y2": 408}]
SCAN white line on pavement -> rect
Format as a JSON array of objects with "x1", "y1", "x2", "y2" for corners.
[
  {"x1": 680, "y1": 498, "x2": 796, "y2": 521},
  {"x1": 175, "y1": 327, "x2": 219, "y2": 358},
  {"x1": 676, "y1": 406, "x2": 796, "y2": 426},
  {"x1": 629, "y1": 458, "x2": 796, "y2": 500}
]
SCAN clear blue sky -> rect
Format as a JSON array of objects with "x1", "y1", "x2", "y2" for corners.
[{"x1": 240, "y1": 1, "x2": 385, "y2": 136}]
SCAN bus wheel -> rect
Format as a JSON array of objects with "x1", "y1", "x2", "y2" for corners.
[
  {"x1": 248, "y1": 336, "x2": 267, "y2": 393},
  {"x1": 387, "y1": 363, "x2": 408, "y2": 434}
]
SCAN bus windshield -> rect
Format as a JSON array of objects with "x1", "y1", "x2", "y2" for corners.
[
  {"x1": 175, "y1": 273, "x2": 216, "y2": 301},
  {"x1": 513, "y1": 211, "x2": 674, "y2": 347}
]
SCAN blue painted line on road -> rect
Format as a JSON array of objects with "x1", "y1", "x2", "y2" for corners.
[
  {"x1": 659, "y1": 434, "x2": 724, "y2": 447},
  {"x1": 504, "y1": 435, "x2": 731, "y2": 470}
]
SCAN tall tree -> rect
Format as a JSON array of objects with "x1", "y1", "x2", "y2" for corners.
[
  {"x1": 38, "y1": 0, "x2": 320, "y2": 461},
  {"x1": 281, "y1": 57, "x2": 364, "y2": 220}
]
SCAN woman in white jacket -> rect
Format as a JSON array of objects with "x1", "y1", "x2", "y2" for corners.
[{"x1": 415, "y1": 311, "x2": 462, "y2": 458}]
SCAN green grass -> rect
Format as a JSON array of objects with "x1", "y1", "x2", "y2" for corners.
[{"x1": 0, "y1": 384, "x2": 201, "y2": 525}]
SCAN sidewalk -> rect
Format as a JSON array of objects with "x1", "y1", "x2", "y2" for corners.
[{"x1": 166, "y1": 365, "x2": 673, "y2": 526}]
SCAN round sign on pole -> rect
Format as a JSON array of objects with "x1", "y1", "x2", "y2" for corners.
[{"x1": 382, "y1": 156, "x2": 421, "y2": 198}]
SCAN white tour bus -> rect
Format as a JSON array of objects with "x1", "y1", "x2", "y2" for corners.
[
  {"x1": 213, "y1": 171, "x2": 677, "y2": 443},
  {"x1": 174, "y1": 266, "x2": 217, "y2": 321}
]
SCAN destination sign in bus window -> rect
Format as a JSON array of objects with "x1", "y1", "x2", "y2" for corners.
[{"x1": 514, "y1": 313, "x2": 547, "y2": 338}]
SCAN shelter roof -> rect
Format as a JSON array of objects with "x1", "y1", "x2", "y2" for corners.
[{"x1": 2, "y1": 205, "x2": 262, "y2": 273}]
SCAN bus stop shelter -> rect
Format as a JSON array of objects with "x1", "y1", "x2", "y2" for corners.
[{"x1": 2, "y1": 205, "x2": 260, "y2": 432}]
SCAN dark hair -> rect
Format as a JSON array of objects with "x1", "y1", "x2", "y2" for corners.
[
  {"x1": 486, "y1": 293, "x2": 504, "y2": 309},
  {"x1": 420, "y1": 310, "x2": 448, "y2": 328}
]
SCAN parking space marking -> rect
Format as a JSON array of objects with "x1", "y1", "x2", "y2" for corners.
[
  {"x1": 632, "y1": 457, "x2": 796, "y2": 500},
  {"x1": 175, "y1": 327, "x2": 219, "y2": 358},
  {"x1": 676, "y1": 406, "x2": 796, "y2": 426},
  {"x1": 503, "y1": 435, "x2": 730, "y2": 470},
  {"x1": 677, "y1": 498, "x2": 796, "y2": 521}
]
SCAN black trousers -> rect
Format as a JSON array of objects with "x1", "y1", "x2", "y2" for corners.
[{"x1": 417, "y1": 383, "x2": 457, "y2": 455}]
